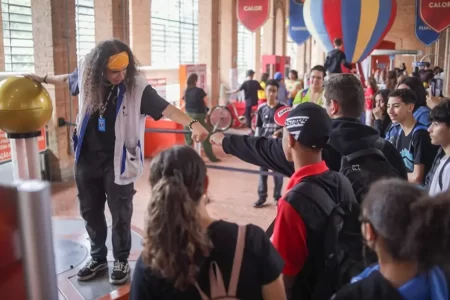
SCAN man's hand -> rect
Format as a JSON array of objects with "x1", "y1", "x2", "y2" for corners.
[
  {"x1": 210, "y1": 132, "x2": 226, "y2": 146},
  {"x1": 191, "y1": 122, "x2": 209, "y2": 143},
  {"x1": 272, "y1": 128, "x2": 283, "y2": 138}
]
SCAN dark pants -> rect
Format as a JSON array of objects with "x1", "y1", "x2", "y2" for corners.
[
  {"x1": 184, "y1": 112, "x2": 218, "y2": 161},
  {"x1": 75, "y1": 153, "x2": 135, "y2": 262},
  {"x1": 258, "y1": 167, "x2": 283, "y2": 200},
  {"x1": 244, "y1": 105, "x2": 253, "y2": 129}
]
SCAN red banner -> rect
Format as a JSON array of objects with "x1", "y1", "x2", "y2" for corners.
[
  {"x1": 420, "y1": 0, "x2": 450, "y2": 33},
  {"x1": 237, "y1": 0, "x2": 270, "y2": 32},
  {"x1": 0, "y1": 128, "x2": 47, "y2": 163}
]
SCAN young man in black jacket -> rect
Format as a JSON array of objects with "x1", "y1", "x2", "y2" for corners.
[
  {"x1": 210, "y1": 74, "x2": 407, "y2": 182},
  {"x1": 324, "y1": 38, "x2": 353, "y2": 75}
]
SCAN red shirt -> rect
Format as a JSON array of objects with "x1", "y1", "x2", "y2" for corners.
[{"x1": 271, "y1": 161, "x2": 329, "y2": 276}]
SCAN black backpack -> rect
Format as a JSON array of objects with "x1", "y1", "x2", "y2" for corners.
[{"x1": 339, "y1": 138, "x2": 400, "y2": 203}]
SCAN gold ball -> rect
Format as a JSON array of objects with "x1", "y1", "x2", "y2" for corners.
[{"x1": 0, "y1": 76, "x2": 53, "y2": 134}]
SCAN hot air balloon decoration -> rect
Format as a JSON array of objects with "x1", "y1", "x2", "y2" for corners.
[{"x1": 303, "y1": 0, "x2": 397, "y2": 64}]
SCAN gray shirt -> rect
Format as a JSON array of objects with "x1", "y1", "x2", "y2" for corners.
[{"x1": 429, "y1": 155, "x2": 450, "y2": 196}]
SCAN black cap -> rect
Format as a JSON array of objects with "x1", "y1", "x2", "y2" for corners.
[
  {"x1": 246, "y1": 69, "x2": 255, "y2": 77},
  {"x1": 274, "y1": 103, "x2": 332, "y2": 149}
]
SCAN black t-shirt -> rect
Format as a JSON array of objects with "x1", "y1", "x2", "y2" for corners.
[
  {"x1": 184, "y1": 87, "x2": 207, "y2": 114},
  {"x1": 397, "y1": 123, "x2": 437, "y2": 177},
  {"x1": 239, "y1": 80, "x2": 263, "y2": 107},
  {"x1": 130, "y1": 221, "x2": 284, "y2": 300},
  {"x1": 68, "y1": 69, "x2": 169, "y2": 155}
]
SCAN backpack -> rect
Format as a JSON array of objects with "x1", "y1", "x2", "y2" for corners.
[
  {"x1": 394, "y1": 124, "x2": 429, "y2": 152},
  {"x1": 286, "y1": 177, "x2": 362, "y2": 299},
  {"x1": 195, "y1": 225, "x2": 246, "y2": 300},
  {"x1": 339, "y1": 138, "x2": 400, "y2": 203}
]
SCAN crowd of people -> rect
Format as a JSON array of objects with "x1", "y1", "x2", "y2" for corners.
[{"x1": 27, "y1": 38, "x2": 450, "y2": 299}]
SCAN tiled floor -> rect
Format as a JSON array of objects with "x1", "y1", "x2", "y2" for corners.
[{"x1": 51, "y1": 144, "x2": 282, "y2": 233}]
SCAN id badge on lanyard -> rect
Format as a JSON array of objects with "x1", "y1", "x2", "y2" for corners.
[
  {"x1": 98, "y1": 116, "x2": 106, "y2": 132},
  {"x1": 98, "y1": 86, "x2": 116, "y2": 132}
]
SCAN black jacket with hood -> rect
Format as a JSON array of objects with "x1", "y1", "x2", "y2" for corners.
[{"x1": 222, "y1": 118, "x2": 407, "y2": 180}]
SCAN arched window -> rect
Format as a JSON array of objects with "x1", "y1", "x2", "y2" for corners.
[
  {"x1": 237, "y1": 23, "x2": 255, "y2": 83},
  {"x1": 2, "y1": 0, "x2": 34, "y2": 72},
  {"x1": 151, "y1": 0, "x2": 198, "y2": 67},
  {"x1": 75, "y1": 0, "x2": 95, "y2": 62}
]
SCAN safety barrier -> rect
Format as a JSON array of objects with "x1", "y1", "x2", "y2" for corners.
[{"x1": 61, "y1": 120, "x2": 285, "y2": 177}]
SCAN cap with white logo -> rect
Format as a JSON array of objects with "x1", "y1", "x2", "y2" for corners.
[{"x1": 274, "y1": 102, "x2": 332, "y2": 149}]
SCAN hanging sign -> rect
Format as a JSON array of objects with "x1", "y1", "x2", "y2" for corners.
[
  {"x1": 237, "y1": 0, "x2": 270, "y2": 32},
  {"x1": 416, "y1": 0, "x2": 441, "y2": 45},
  {"x1": 420, "y1": 0, "x2": 450, "y2": 33},
  {"x1": 288, "y1": 0, "x2": 310, "y2": 45}
]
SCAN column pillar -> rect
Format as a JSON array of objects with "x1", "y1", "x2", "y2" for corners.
[
  {"x1": 95, "y1": 0, "x2": 129, "y2": 43},
  {"x1": 261, "y1": 0, "x2": 275, "y2": 55},
  {"x1": 31, "y1": 0, "x2": 78, "y2": 181},
  {"x1": 198, "y1": 0, "x2": 220, "y2": 106},
  {"x1": 129, "y1": 0, "x2": 151, "y2": 65},
  {"x1": 219, "y1": 0, "x2": 238, "y2": 85},
  {"x1": 254, "y1": 30, "x2": 262, "y2": 78}
]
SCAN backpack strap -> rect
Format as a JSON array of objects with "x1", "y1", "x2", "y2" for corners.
[
  {"x1": 194, "y1": 225, "x2": 247, "y2": 300},
  {"x1": 228, "y1": 225, "x2": 246, "y2": 296},
  {"x1": 438, "y1": 157, "x2": 450, "y2": 190}
]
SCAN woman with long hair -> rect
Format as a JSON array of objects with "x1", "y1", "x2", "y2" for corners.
[
  {"x1": 25, "y1": 39, "x2": 209, "y2": 284},
  {"x1": 183, "y1": 73, "x2": 220, "y2": 162},
  {"x1": 333, "y1": 179, "x2": 450, "y2": 299},
  {"x1": 364, "y1": 76, "x2": 379, "y2": 126},
  {"x1": 130, "y1": 146, "x2": 285, "y2": 299},
  {"x1": 372, "y1": 89, "x2": 392, "y2": 138}
]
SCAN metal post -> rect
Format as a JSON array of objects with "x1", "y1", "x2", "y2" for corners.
[
  {"x1": 17, "y1": 180, "x2": 58, "y2": 300},
  {"x1": 24, "y1": 137, "x2": 40, "y2": 180}
]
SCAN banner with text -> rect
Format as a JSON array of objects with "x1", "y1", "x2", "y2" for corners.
[
  {"x1": 420, "y1": 0, "x2": 450, "y2": 33},
  {"x1": 415, "y1": 0, "x2": 440, "y2": 46},
  {"x1": 289, "y1": 0, "x2": 310, "y2": 45},
  {"x1": 237, "y1": 0, "x2": 270, "y2": 32},
  {"x1": 0, "y1": 128, "x2": 47, "y2": 164}
]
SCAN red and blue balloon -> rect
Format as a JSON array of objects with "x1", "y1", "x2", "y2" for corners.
[{"x1": 303, "y1": 0, "x2": 397, "y2": 63}]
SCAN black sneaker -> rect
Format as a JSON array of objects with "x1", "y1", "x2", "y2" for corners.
[
  {"x1": 253, "y1": 198, "x2": 267, "y2": 208},
  {"x1": 110, "y1": 260, "x2": 130, "y2": 285},
  {"x1": 77, "y1": 258, "x2": 108, "y2": 281}
]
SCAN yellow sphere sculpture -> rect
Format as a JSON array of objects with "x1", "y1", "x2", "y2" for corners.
[{"x1": 0, "y1": 76, "x2": 53, "y2": 134}]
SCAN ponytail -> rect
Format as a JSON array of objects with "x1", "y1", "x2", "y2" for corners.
[
  {"x1": 142, "y1": 175, "x2": 212, "y2": 290},
  {"x1": 405, "y1": 192, "x2": 450, "y2": 270}
]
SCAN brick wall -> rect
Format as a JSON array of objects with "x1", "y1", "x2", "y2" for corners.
[
  {"x1": 31, "y1": 0, "x2": 78, "y2": 181},
  {"x1": 129, "y1": 0, "x2": 151, "y2": 65}
]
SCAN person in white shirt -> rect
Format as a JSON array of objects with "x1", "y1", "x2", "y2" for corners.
[{"x1": 428, "y1": 99, "x2": 450, "y2": 195}]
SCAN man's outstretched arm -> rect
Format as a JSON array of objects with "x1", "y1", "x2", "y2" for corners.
[{"x1": 210, "y1": 133, "x2": 295, "y2": 177}]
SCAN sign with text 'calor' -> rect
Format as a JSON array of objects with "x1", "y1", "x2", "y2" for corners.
[
  {"x1": 420, "y1": 0, "x2": 450, "y2": 32},
  {"x1": 237, "y1": 0, "x2": 270, "y2": 32},
  {"x1": 415, "y1": 0, "x2": 440, "y2": 46},
  {"x1": 289, "y1": 0, "x2": 310, "y2": 45}
]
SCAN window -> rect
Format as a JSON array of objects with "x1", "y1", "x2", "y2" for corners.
[
  {"x1": 75, "y1": 0, "x2": 95, "y2": 62},
  {"x1": 286, "y1": 35, "x2": 297, "y2": 72},
  {"x1": 237, "y1": 23, "x2": 255, "y2": 83},
  {"x1": 2, "y1": 0, "x2": 34, "y2": 72},
  {"x1": 151, "y1": 0, "x2": 198, "y2": 67}
]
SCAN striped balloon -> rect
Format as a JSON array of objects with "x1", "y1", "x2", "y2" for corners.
[{"x1": 303, "y1": 0, "x2": 397, "y2": 63}]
